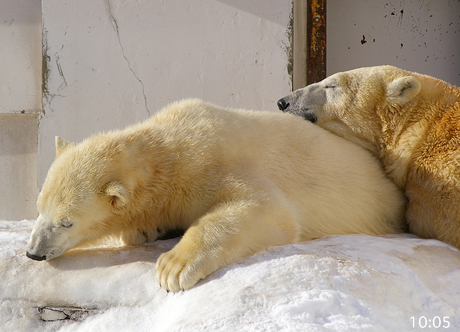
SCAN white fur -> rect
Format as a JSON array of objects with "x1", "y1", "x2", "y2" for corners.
[
  {"x1": 27, "y1": 99, "x2": 406, "y2": 291},
  {"x1": 278, "y1": 65, "x2": 460, "y2": 249}
]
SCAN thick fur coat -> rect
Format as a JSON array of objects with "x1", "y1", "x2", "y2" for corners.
[
  {"x1": 27, "y1": 99, "x2": 405, "y2": 291},
  {"x1": 278, "y1": 65, "x2": 460, "y2": 249}
]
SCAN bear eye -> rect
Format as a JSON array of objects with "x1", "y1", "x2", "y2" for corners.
[
  {"x1": 61, "y1": 219, "x2": 73, "y2": 228},
  {"x1": 324, "y1": 84, "x2": 336, "y2": 89}
]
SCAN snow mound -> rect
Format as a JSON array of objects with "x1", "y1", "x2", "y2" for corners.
[{"x1": 1, "y1": 220, "x2": 460, "y2": 332}]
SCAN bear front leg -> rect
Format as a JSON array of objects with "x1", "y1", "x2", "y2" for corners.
[
  {"x1": 120, "y1": 230, "x2": 148, "y2": 246},
  {"x1": 120, "y1": 227, "x2": 163, "y2": 246},
  {"x1": 155, "y1": 198, "x2": 300, "y2": 292}
]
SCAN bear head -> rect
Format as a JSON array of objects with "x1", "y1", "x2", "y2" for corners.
[
  {"x1": 26, "y1": 136, "x2": 132, "y2": 261},
  {"x1": 277, "y1": 65, "x2": 422, "y2": 154}
]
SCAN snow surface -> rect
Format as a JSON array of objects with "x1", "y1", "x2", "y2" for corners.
[{"x1": 2, "y1": 220, "x2": 460, "y2": 332}]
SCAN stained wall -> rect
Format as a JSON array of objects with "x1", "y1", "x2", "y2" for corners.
[{"x1": 327, "y1": 0, "x2": 460, "y2": 86}]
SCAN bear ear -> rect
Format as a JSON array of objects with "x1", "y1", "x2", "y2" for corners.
[
  {"x1": 387, "y1": 76, "x2": 421, "y2": 105},
  {"x1": 55, "y1": 136, "x2": 76, "y2": 158},
  {"x1": 103, "y1": 182, "x2": 128, "y2": 208}
]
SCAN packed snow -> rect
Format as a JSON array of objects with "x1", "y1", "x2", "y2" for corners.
[{"x1": 1, "y1": 219, "x2": 460, "y2": 332}]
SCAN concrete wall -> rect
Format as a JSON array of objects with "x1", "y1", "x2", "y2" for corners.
[
  {"x1": 0, "y1": 0, "x2": 42, "y2": 114},
  {"x1": 2, "y1": 0, "x2": 459, "y2": 220},
  {"x1": 0, "y1": 115, "x2": 38, "y2": 220},
  {"x1": 0, "y1": 0, "x2": 41, "y2": 220},
  {"x1": 39, "y1": 0, "x2": 294, "y2": 186},
  {"x1": 327, "y1": 0, "x2": 460, "y2": 86}
]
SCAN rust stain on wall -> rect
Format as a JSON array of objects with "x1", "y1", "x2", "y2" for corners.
[{"x1": 307, "y1": 0, "x2": 326, "y2": 84}]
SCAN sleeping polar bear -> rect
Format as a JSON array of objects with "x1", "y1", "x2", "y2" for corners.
[
  {"x1": 27, "y1": 99, "x2": 406, "y2": 292},
  {"x1": 278, "y1": 65, "x2": 460, "y2": 249}
]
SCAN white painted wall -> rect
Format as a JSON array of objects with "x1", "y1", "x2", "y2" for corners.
[
  {"x1": 0, "y1": 115, "x2": 38, "y2": 220},
  {"x1": 327, "y1": 0, "x2": 460, "y2": 86},
  {"x1": 0, "y1": 0, "x2": 41, "y2": 220},
  {"x1": 0, "y1": 0, "x2": 42, "y2": 114},
  {"x1": 3, "y1": 0, "x2": 459, "y2": 220},
  {"x1": 39, "y1": 0, "x2": 294, "y2": 186}
]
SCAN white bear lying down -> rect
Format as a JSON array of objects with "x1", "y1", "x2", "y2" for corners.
[
  {"x1": 27, "y1": 99, "x2": 406, "y2": 292},
  {"x1": 277, "y1": 65, "x2": 460, "y2": 250}
]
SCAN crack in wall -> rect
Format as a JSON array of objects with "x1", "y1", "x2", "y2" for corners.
[
  {"x1": 106, "y1": 0, "x2": 151, "y2": 116},
  {"x1": 41, "y1": 29, "x2": 69, "y2": 118},
  {"x1": 55, "y1": 53, "x2": 68, "y2": 90},
  {"x1": 42, "y1": 28, "x2": 51, "y2": 115}
]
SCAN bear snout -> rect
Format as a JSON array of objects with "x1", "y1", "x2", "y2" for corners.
[
  {"x1": 26, "y1": 252, "x2": 46, "y2": 261},
  {"x1": 277, "y1": 98, "x2": 290, "y2": 111}
]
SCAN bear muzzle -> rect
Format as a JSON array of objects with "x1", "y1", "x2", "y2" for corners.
[
  {"x1": 277, "y1": 98, "x2": 318, "y2": 123},
  {"x1": 302, "y1": 110, "x2": 318, "y2": 123},
  {"x1": 26, "y1": 251, "x2": 46, "y2": 261},
  {"x1": 277, "y1": 98, "x2": 290, "y2": 111}
]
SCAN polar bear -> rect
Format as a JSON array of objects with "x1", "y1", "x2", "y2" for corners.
[
  {"x1": 278, "y1": 65, "x2": 460, "y2": 249},
  {"x1": 27, "y1": 99, "x2": 405, "y2": 292}
]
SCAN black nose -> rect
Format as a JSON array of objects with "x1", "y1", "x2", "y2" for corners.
[
  {"x1": 277, "y1": 99, "x2": 289, "y2": 111},
  {"x1": 26, "y1": 252, "x2": 46, "y2": 261}
]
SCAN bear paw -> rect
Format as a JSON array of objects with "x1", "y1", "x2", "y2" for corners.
[{"x1": 156, "y1": 245, "x2": 208, "y2": 292}]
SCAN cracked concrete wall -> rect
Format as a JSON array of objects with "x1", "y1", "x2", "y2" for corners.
[
  {"x1": 0, "y1": 0, "x2": 41, "y2": 220},
  {"x1": 39, "y1": 0, "x2": 293, "y2": 186}
]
